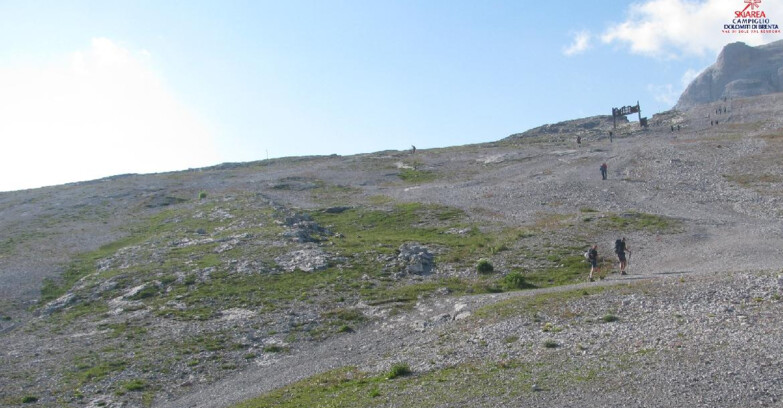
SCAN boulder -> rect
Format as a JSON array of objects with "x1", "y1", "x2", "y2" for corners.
[{"x1": 396, "y1": 243, "x2": 435, "y2": 275}]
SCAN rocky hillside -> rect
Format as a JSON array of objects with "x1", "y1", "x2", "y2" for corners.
[
  {"x1": 676, "y1": 40, "x2": 783, "y2": 109},
  {"x1": 1, "y1": 90, "x2": 783, "y2": 407}
]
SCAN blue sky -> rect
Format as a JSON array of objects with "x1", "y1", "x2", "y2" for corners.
[{"x1": 1, "y1": 0, "x2": 782, "y2": 191}]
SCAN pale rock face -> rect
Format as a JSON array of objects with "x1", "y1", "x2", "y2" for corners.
[{"x1": 676, "y1": 40, "x2": 783, "y2": 109}]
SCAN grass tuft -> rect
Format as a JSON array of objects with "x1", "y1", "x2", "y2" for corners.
[
  {"x1": 387, "y1": 362, "x2": 412, "y2": 379},
  {"x1": 543, "y1": 339, "x2": 559, "y2": 349},
  {"x1": 263, "y1": 345, "x2": 286, "y2": 353},
  {"x1": 602, "y1": 314, "x2": 619, "y2": 323},
  {"x1": 502, "y1": 272, "x2": 533, "y2": 290},
  {"x1": 476, "y1": 259, "x2": 494, "y2": 274}
]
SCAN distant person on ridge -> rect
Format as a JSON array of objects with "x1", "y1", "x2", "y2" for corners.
[
  {"x1": 411, "y1": 145, "x2": 416, "y2": 154},
  {"x1": 615, "y1": 238, "x2": 631, "y2": 275},
  {"x1": 588, "y1": 244, "x2": 599, "y2": 281},
  {"x1": 577, "y1": 135, "x2": 581, "y2": 147},
  {"x1": 600, "y1": 163, "x2": 608, "y2": 180}
]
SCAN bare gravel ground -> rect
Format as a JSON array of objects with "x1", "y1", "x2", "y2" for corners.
[{"x1": 2, "y1": 93, "x2": 783, "y2": 407}]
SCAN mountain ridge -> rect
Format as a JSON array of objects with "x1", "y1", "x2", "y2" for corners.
[{"x1": 676, "y1": 39, "x2": 783, "y2": 109}]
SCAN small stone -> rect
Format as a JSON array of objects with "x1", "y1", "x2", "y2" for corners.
[
  {"x1": 435, "y1": 287, "x2": 451, "y2": 296},
  {"x1": 454, "y1": 311, "x2": 471, "y2": 320},
  {"x1": 532, "y1": 384, "x2": 542, "y2": 392}
]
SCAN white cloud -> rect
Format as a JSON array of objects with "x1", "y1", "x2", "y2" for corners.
[
  {"x1": 602, "y1": 0, "x2": 783, "y2": 58},
  {"x1": 681, "y1": 68, "x2": 702, "y2": 87},
  {"x1": 563, "y1": 31, "x2": 592, "y2": 56},
  {"x1": 647, "y1": 83, "x2": 679, "y2": 105},
  {"x1": 0, "y1": 38, "x2": 219, "y2": 192},
  {"x1": 647, "y1": 66, "x2": 708, "y2": 106},
  {"x1": 647, "y1": 67, "x2": 707, "y2": 107}
]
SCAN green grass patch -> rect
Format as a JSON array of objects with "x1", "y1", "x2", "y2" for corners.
[
  {"x1": 263, "y1": 345, "x2": 287, "y2": 353},
  {"x1": 309, "y1": 183, "x2": 363, "y2": 206},
  {"x1": 38, "y1": 198, "x2": 260, "y2": 308},
  {"x1": 70, "y1": 357, "x2": 127, "y2": 385},
  {"x1": 520, "y1": 244, "x2": 593, "y2": 287},
  {"x1": 157, "y1": 268, "x2": 350, "y2": 320},
  {"x1": 502, "y1": 272, "x2": 534, "y2": 290},
  {"x1": 323, "y1": 308, "x2": 364, "y2": 321},
  {"x1": 337, "y1": 324, "x2": 354, "y2": 333},
  {"x1": 602, "y1": 314, "x2": 619, "y2": 323},
  {"x1": 101, "y1": 322, "x2": 148, "y2": 340},
  {"x1": 43, "y1": 197, "x2": 541, "y2": 326},
  {"x1": 399, "y1": 168, "x2": 437, "y2": 183},
  {"x1": 476, "y1": 259, "x2": 494, "y2": 274},
  {"x1": 56, "y1": 301, "x2": 110, "y2": 325},
  {"x1": 599, "y1": 211, "x2": 681, "y2": 233},
  {"x1": 387, "y1": 362, "x2": 412, "y2": 379},
  {"x1": 473, "y1": 286, "x2": 607, "y2": 321},
  {"x1": 310, "y1": 202, "x2": 505, "y2": 269},
  {"x1": 119, "y1": 378, "x2": 147, "y2": 392},
  {"x1": 127, "y1": 284, "x2": 160, "y2": 301},
  {"x1": 367, "y1": 195, "x2": 394, "y2": 205},
  {"x1": 40, "y1": 233, "x2": 147, "y2": 303},
  {"x1": 232, "y1": 357, "x2": 613, "y2": 408}
]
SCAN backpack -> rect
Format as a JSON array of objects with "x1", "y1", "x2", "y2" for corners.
[{"x1": 614, "y1": 239, "x2": 624, "y2": 254}]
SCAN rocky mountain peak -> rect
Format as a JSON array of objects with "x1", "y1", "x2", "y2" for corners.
[{"x1": 676, "y1": 39, "x2": 783, "y2": 110}]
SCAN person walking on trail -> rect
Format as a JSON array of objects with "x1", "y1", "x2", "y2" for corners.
[
  {"x1": 587, "y1": 244, "x2": 599, "y2": 281},
  {"x1": 600, "y1": 163, "x2": 608, "y2": 180},
  {"x1": 577, "y1": 135, "x2": 582, "y2": 147},
  {"x1": 615, "y1": 238, "x2": 632, "y2": 275}
]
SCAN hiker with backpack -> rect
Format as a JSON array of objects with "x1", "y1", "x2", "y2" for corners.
[
  {"x1": 587, "y1": 244, "x2": 599, "y2": 281},
  {"x1": 615, "y1": 238, "x2": 632, "y2": 275}
]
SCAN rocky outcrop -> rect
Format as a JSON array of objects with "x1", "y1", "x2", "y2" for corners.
[
  {"x1": 275, "y1": 246, "x2": 330, "y2": 272},
  {"x1": 394, "y1": 243, "x2": 435, "y2": 276},
  {"x1": 505, "y1": 115, "x2": 621, "y2": 140},
  {"x1": 280, "y1": 213, "x2": 331, "y2": 243},
  {"x1": 676, "y1": 40, "x2": 783, "y2": 109}
]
